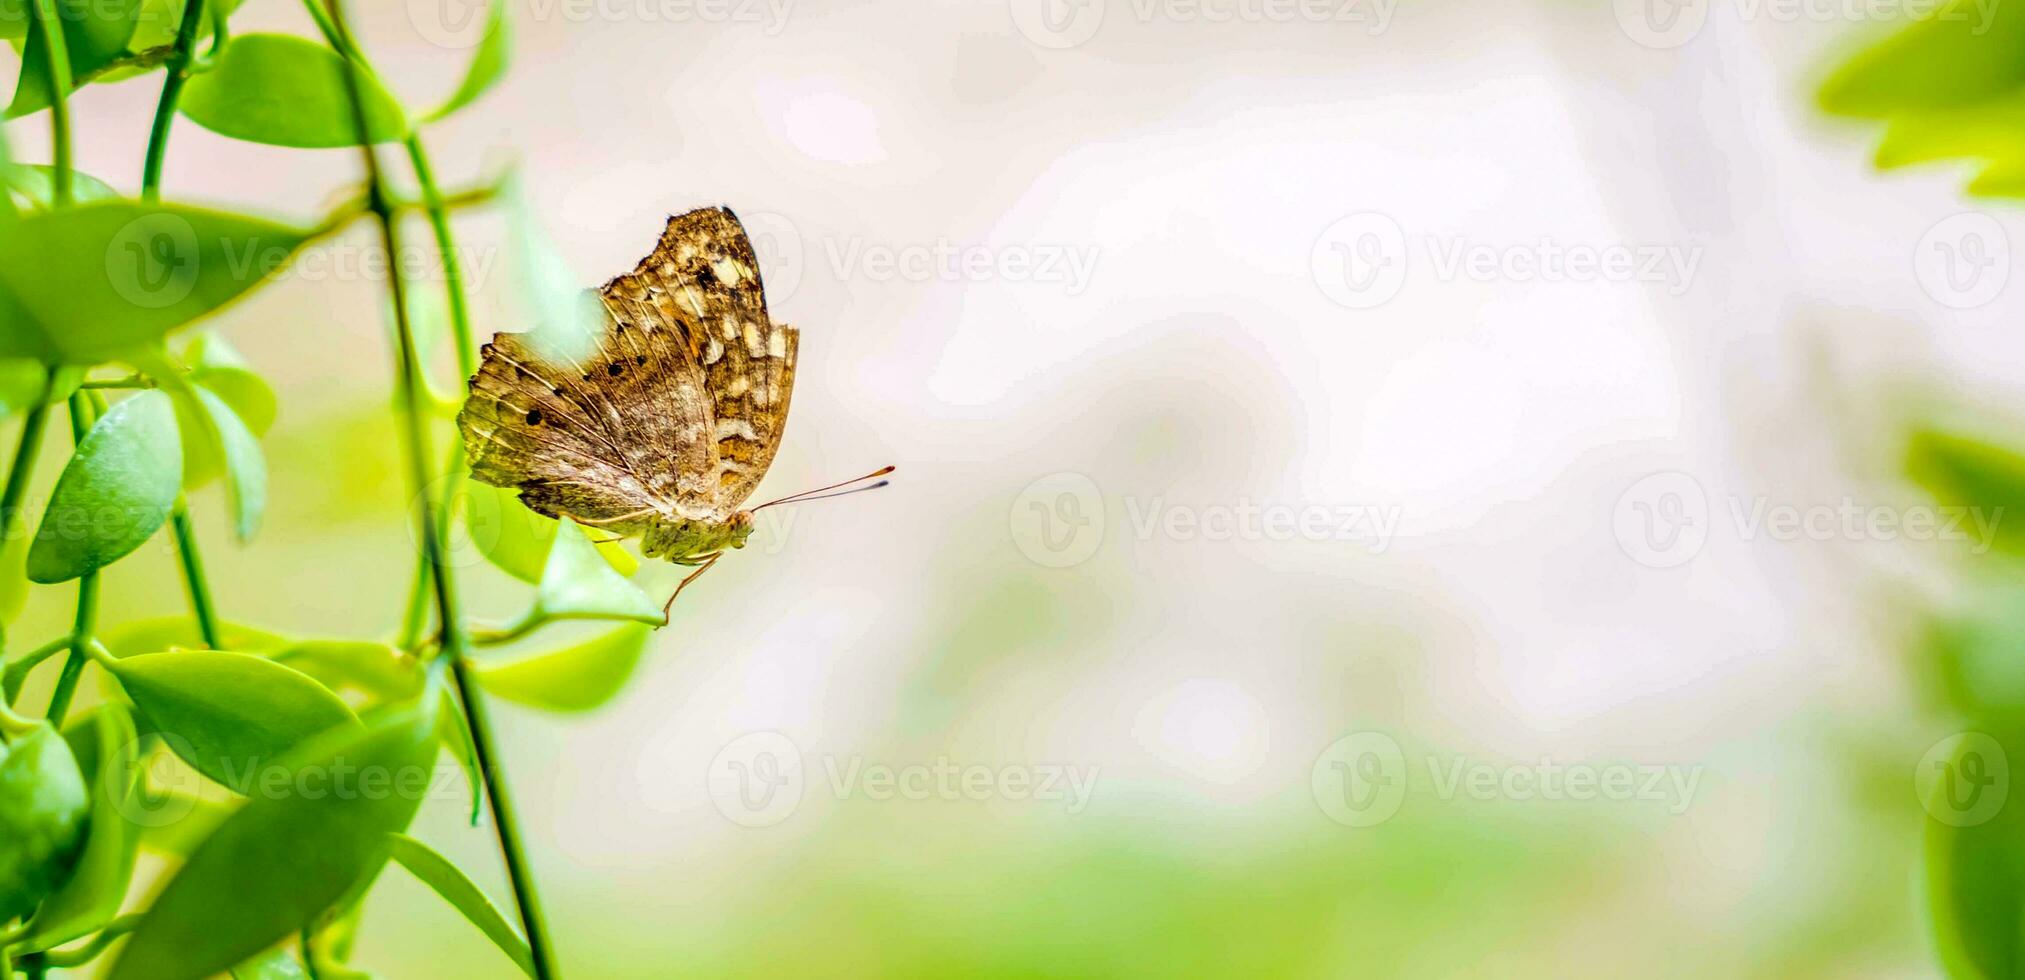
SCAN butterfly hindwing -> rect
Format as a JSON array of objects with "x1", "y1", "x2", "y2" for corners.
[{"x1": 459, "y1": 316, "x2": 716, "y2": 528}]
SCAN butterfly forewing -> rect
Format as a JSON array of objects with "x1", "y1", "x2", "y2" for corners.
[
  {"x1": 597, "y1": 207, "x2": 798, "y2": 506},
  {"x1": 458, "y1": 206, "x2": 798, "y2": 533}
]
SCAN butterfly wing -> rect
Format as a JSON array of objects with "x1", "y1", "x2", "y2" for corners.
[
  {"x1": 458, "y1": 307, "x2": 718, "y2": 529},
  {"x1": 598, "y1": 207, "x2": 798, "y2": 509}
]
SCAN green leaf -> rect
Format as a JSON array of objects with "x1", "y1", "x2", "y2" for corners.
[
  {"x1": 0, "y1": 361, "x2": 81, "y2": 415},
  {"x1": 1819, "y1": 0, "x2": 2025, "y2": 117},
  {"x1": 3, "y1": 164, "x2": 120, "y2": 208},
  {"x1": 179, "y1": 33, "x2": 409, "y2": 148},
  {"x1": 186, "y1": 332, "x2": 277, "y2": 433},
  {"x1": 503, "y1": 174, "x2": 603, "y2": 365},
  {"x1": 536, "y1": 518, "x2": 660, "y2": 624},
  {"x1": 18, "y1": 704, "x2": 142, "y2": 952},
  {"x1": 7, "y1": 0, "x2": 143, "y2": 119},
  {"x1": 107, "y1": 651, "x2": 359, "y2": 793},
  {"x1": 386, "y1": 833, "x2": 535, "y2": 977},
  {"x1": 1924, "y1": 728, "x2": 2025, "y2": 978},
  {"x1": 0, "y1": 200, "x2": 313, "y2": 364},
  {"x1": 168, "y1": 381, "x2": 266, "y2": 540},
  {"x1": 101, "y1": 614, "x2": 286, "y2": 657},
  {"x1": 122, "y1": 0, "x2": 241, "y2": 61},
  {"x1": 106, "y1": 703, "x2": 440, "y2": 980},
  {"x1": 434, "y1": 687, "x2": 481, "y2": 824},
  {"x1": 26, "y1": 390, "x2": 182, "y2": 583},
  {"x1": 477, "y1": 622, "x2": 652, "y2": 713},
  {"x1": 132, "y1": 785, "x2": 231, "y2": 856},
  {"x1": 0, "y1": 723, "x2": 89, "y2": 921},
  {"x1": 270, "y1": 639, "x2": 422, "y2": 705},
  {"x1": 421, "y1": 0, "x2": 509, "y2": 122},
  {"x1": 229, "y1": 947, "x2": 311, "y2": 980},
  {"x1": 1905, "y1": 428, "x2": 2025, "y2": 554},
  {"x1": 462, "y1": 478, "x2": 638, "y2": 583}
]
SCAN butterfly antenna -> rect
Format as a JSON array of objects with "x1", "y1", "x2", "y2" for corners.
[{"x1": 752, "y1": 465, "x2": 895, "y2": 511}]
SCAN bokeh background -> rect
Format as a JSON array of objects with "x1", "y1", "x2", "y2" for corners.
[{"x1": 7, "y1": 0, "x2": 2018, "y2": 975}]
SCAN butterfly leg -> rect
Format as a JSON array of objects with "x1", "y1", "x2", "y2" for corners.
[{"x1": 660, "y1": 552, "x2": 723, "y2": 626}]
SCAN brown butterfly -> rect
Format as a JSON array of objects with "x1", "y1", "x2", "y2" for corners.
[{"x1": 457, "y1": 207, "x2": 888, "y2": 619}]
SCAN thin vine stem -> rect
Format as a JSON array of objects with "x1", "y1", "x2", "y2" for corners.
[
  {"x1": 169, "y1": 504, "x2": 221, "y2": 647},
  {"x1": 0, "y1": 380, "x2": 54, "y2": 592},
  {"x1": 137, "y1": 0, "x2": 227, "y2": 650},
  {"x1": 43, "y1": 394, "x2": 100, "y2": 728},
  {"x1": 323, "y1": 3, "x2": 561, "y2": 976},
  {"x1": 25, "y1": 0, "x2": 73, "y2": 206},
  {"x1": 139, "y1": 0, "x2": 206, "y2": 200}
]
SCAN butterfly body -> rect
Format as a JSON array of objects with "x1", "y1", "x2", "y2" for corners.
[{"x1": 458, "y1": 207, "x2": 795, "y2": 576}]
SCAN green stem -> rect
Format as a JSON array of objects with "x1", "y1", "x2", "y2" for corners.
[
  {"x1": 43, "y1": 395, "x2": 99, "y2": 728},
  {"x1": 324, "y1": 4, "x2": 560, "y2": 976},
  {"x1": 0, "y1": 385, "x2": 53, "y2": 564},
  {"x1": 25, "y1": 0, "x2": 73, "y2": 206},
  {"x1": 139, "y1": 0, "x2": 207, "y2": 200},
  {"x1": 137, "y1": 0, "x2": 228, "y2": 650},
  {"x1": 170, "y1": 503, "x2": 221, "y2": 647}
]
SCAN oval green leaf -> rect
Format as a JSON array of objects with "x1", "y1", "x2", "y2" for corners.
[
  {"x1": 421, "y1": 0, "x2": 510, "y2": 122},
  {"x1": 6, "y1": 0, "x2": 143, "y2": 119},
  {"x1": 463, "y1": 479, "x2": 637, "y2": 583},
  {"x1": 0, "y1": 201, "x2": 313, "y2": 364},
  {"x1": 0, "y1": 723, "x2": 89, "y2": 922},
  {"x1": 270, "y1": 639, "x2": 422, "y2": 705},
  {"x1": 101, "y1": 614, "x2": 287, "y2": 657},
  {"x1": 168, "y1": 381, "x2": 266, "y2": 540},
  {"x1": 180, "y1": 33, "x2": 409, "y2": 148},
  {"x1": 26, "y1": 390, "x2": 182, "y2": 583},
  {"x1": 387, "y1": 833, "x2": 534, "y2": 977},
  {"x1": 229, "y1": 947, "x2": 311, "y2": 980},
  {"x1": 1924, "y1": 728, "x2": 2025, "y2": 978},
  {"x1": 18, "y1": 703, "x2": 142, "y2": 952},
  {"x1": 536, "y1": 518, "x2": 660, "y2": 624},
  {"x1": 3, "y1": 164, "x2": 120, "y2": 209},
  {"x1": 477, "y1": 621, "x2": 652, "y2": 713},
  {"x1": 106, "y1": 704, "x2": 440, "y2": 980},
  {"x1": 109, "y1": 651, "x2": 358, "y2": 793}
]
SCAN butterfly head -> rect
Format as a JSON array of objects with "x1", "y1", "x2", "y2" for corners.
[{"x1": 641, "y1": 510, "x2": 755, "y2": 561}]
